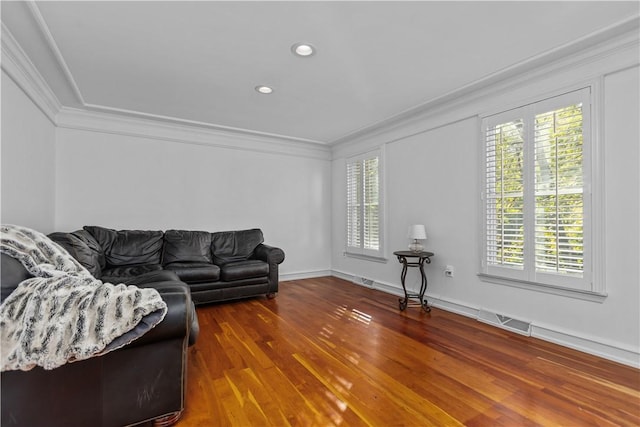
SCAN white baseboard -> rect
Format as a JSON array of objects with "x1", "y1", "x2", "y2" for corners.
[
  {"x1": 332, "y1": 269, "x2": 402, "y2": 295},
  {"x1": 532, "y1": 324, "x2": 640, "y2": 368},
  {"x1": 331, "y1": 269, "x2": 356, "y2": 284},
  {"x1": 280, "y1": 270, "x2": 332, "y2": 282},
  {"x1": 426, "y1": 295, "x2": 479, "y2": 319},
  {"x1": 327, "y1": 270, "x2": 640, "y2": 368}
]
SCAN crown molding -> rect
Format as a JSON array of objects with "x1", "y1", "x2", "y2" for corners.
[
  {"x1": 330, "y1": 15, "x2": 640, "y2": 148},
  {"x1": 56, "y1": 107, "x2": 332, "y2": 160},
  {"x1": 20, "y1": 0, "x2": 331, "y2": 155},
  {"x1": 3, "y1": 9, "x2": 330, "y2": 160},
  {"x1": 1, "y1": 22, "x2": 61, "y2": 124},
  {"x1": 25, "y1": 0, "x2": 86, "y2": 105},
  {"x1": 81, "y1": 102, "x2": 327, "y2": 147}
]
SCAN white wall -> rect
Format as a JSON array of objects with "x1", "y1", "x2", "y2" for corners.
[
  {"x1": 331, "y1": 46, "x2": 640, "y2": 365},
  {"x1": 1, "y1": 70, "x2": 56, "y2": 232},
  {"x1": 55, "y1": 128, "x2": 332, "y2": 278}
]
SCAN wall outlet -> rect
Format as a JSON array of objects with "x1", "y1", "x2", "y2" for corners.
[{"x1": 444, "y1": 265, "x2": 454, "y2": 278}]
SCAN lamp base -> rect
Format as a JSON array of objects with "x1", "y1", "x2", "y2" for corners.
[{"x1": 408, "y1": 240, "x2": 424, "y2": 252}]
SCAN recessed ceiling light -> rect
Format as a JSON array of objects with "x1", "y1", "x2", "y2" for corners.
[
  {"x1": 255, "y1": 85, "x2": 273, "y2": 94},
  {"x1": 292, "y1": 43, "x2": 315, "y2": 57}
]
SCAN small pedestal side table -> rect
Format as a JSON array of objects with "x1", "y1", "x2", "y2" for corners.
[{"x1": 393, "y1": 250, "x2": 434, "y2": 312}]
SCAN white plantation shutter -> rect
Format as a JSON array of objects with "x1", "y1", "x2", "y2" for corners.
[
  {"x1": 482, "y1": 87, "x2": 593, "y2": 292},
  {"x1": 485, "y1": 118, "x2": 525, "y2": 270},
  {"x1": 363, "y1": 157, "x2": 380, "y2": 250},
  {"x1": 534, "y1": 104, "x2": 584, "y2": 277},
  {"x1": 347, "y1": 161, "x2": 362, "y2": 249},
  {"x1": 347, "y1": 150, "x2": 384, "y2": 258}
]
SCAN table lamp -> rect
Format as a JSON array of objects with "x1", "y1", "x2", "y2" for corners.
[{"x1": 407, "y1": 224, "x2": 427, "y2": 252}]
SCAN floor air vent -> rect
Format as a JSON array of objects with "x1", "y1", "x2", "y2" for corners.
[
  {"x1": 477, "y1": 309, "x2": 532, "y2": 336},
  {"x1": 353, "y1": 276, "x2": 374, "y2": 287}
]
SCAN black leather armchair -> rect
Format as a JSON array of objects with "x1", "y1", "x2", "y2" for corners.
[{"x1": 0, "y1": 253, "x2": 198, "y2": 427}]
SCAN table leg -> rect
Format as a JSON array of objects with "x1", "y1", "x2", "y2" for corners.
[
  {"x1": 398, "y1": 257, "x2": 409, "y2": 311},
  {"x1": 418, "y1": 261, "x2": 431, "y2": 312}
]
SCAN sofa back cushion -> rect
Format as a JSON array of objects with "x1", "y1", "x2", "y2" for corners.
[
  {"x1": 163, "y1": 230, "x2": 212, "y2": 265},
  {"x1": 48, "y1": 231, "x2": 104, "y2": 277},
  {"x1": 211, "y1": 229, "x2": 264, "y2": 265},
  {"x1": 73, "y1": 229, "x2": 106, "y2": 269},
  {"x1": 84, "y1": 226, "x2": 163, "y2": 267}
]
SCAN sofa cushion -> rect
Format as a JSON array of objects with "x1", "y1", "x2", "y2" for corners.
[
  {"x1": 164, "y1": 262, "x2": 220, "y2": 282},
  {"x1": 163, "y1": 230, "x2": 212, "y2": 264},
  {"x1": 211, "y1": 229, "x2": 264, "y2": 265},
  {"x1": 84, "y1": 226, "x2": 163, "y2": 267},
  {"x1": 220, "y1": 260, "x2": 269, "y2": 281},
  {"x1": 100, "y1": 264, "x2": 163, "y2": 283},
  {"x1": 124, "y1": 269, "x2": 181, "y2": 285},
  {"x1": 48, "y1": 231, "x2": 103, "y2": 278},
  {"x1": 72, "y1": 229, "x2": 106, "y2": 270}
]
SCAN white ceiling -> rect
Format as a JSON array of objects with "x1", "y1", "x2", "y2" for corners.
[{"x1": 2, "y1": 1, "x2": 639, "y2": 144}]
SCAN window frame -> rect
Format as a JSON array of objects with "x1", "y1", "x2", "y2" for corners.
[
  {"x1": 479, "y1": 85, "x2": 605, "y2": 300},
  {"x1": 345, "y1": 148, "x2": 386, "y2": 261}
]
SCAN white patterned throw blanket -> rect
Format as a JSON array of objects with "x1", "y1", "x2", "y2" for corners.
[{"x1": 0, "y1": 225, "x2": 167, "y2": 371}]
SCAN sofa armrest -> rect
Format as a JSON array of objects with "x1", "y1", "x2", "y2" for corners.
[
  {"x1": 253, "y1": 244, "x2": 285, "y2": 296},
  {"x1": 253, "y1": 244, "x2": 285, "y2": 265},
  {"x1": 124, "y1": 281, "x2": 191, "y2": 348}
]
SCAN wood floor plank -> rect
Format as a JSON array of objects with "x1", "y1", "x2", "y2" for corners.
[{"x1": 177, "y1": 277, "x2": 640, "y2": 426}]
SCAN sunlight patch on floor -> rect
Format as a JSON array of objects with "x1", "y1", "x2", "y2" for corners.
[{"x1": 332, "y1": 304, "x2": 373, "y2": 326}]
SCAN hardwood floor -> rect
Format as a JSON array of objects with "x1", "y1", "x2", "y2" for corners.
[{"x1": 177, "y1": 277, "x2": 640, "y2": 426}]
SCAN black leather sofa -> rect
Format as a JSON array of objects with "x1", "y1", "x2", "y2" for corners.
[
  {"x1": 49, "y1": 226, "x2": 285, "y2": 305},
  {"x1": 1, "y1": 253, "x2": 199, "y2": 427}
]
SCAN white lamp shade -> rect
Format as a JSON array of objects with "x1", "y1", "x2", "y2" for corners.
[{"x1": 407, "y1": 224, "x2": 427, "y2": 240}]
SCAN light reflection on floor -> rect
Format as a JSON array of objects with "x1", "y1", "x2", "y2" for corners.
[
  {"x1": 311, "y1": 304, "x2": 378, "y2": 423},
  {"x1": 323, "y1": 390, "x2": 347, "y2": 425},
  {"x1": 321, "y1": 369, "x2": 352, "y2": 425},
  {"x1": 323, "y1": 304, "x2": 378, "y2": 366},
  {"x1": 333, "y1": 304, "x2": 373, "y2": 325}
]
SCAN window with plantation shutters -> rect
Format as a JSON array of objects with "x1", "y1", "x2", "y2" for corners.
[
  {"x1": 346, "y1": 150, "x2": 384, "y2": 259},
  {"x1": 481, "y1": 87, "x2": 599, "y2": 294}
]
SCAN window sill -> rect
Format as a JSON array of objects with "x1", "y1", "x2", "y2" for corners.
[
  {"x1": 345, "y1": 252, "x2": 388, "y2": 263},
  {"x1": 478, "y1": 273, "x2": 607, "y2": 303}
]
